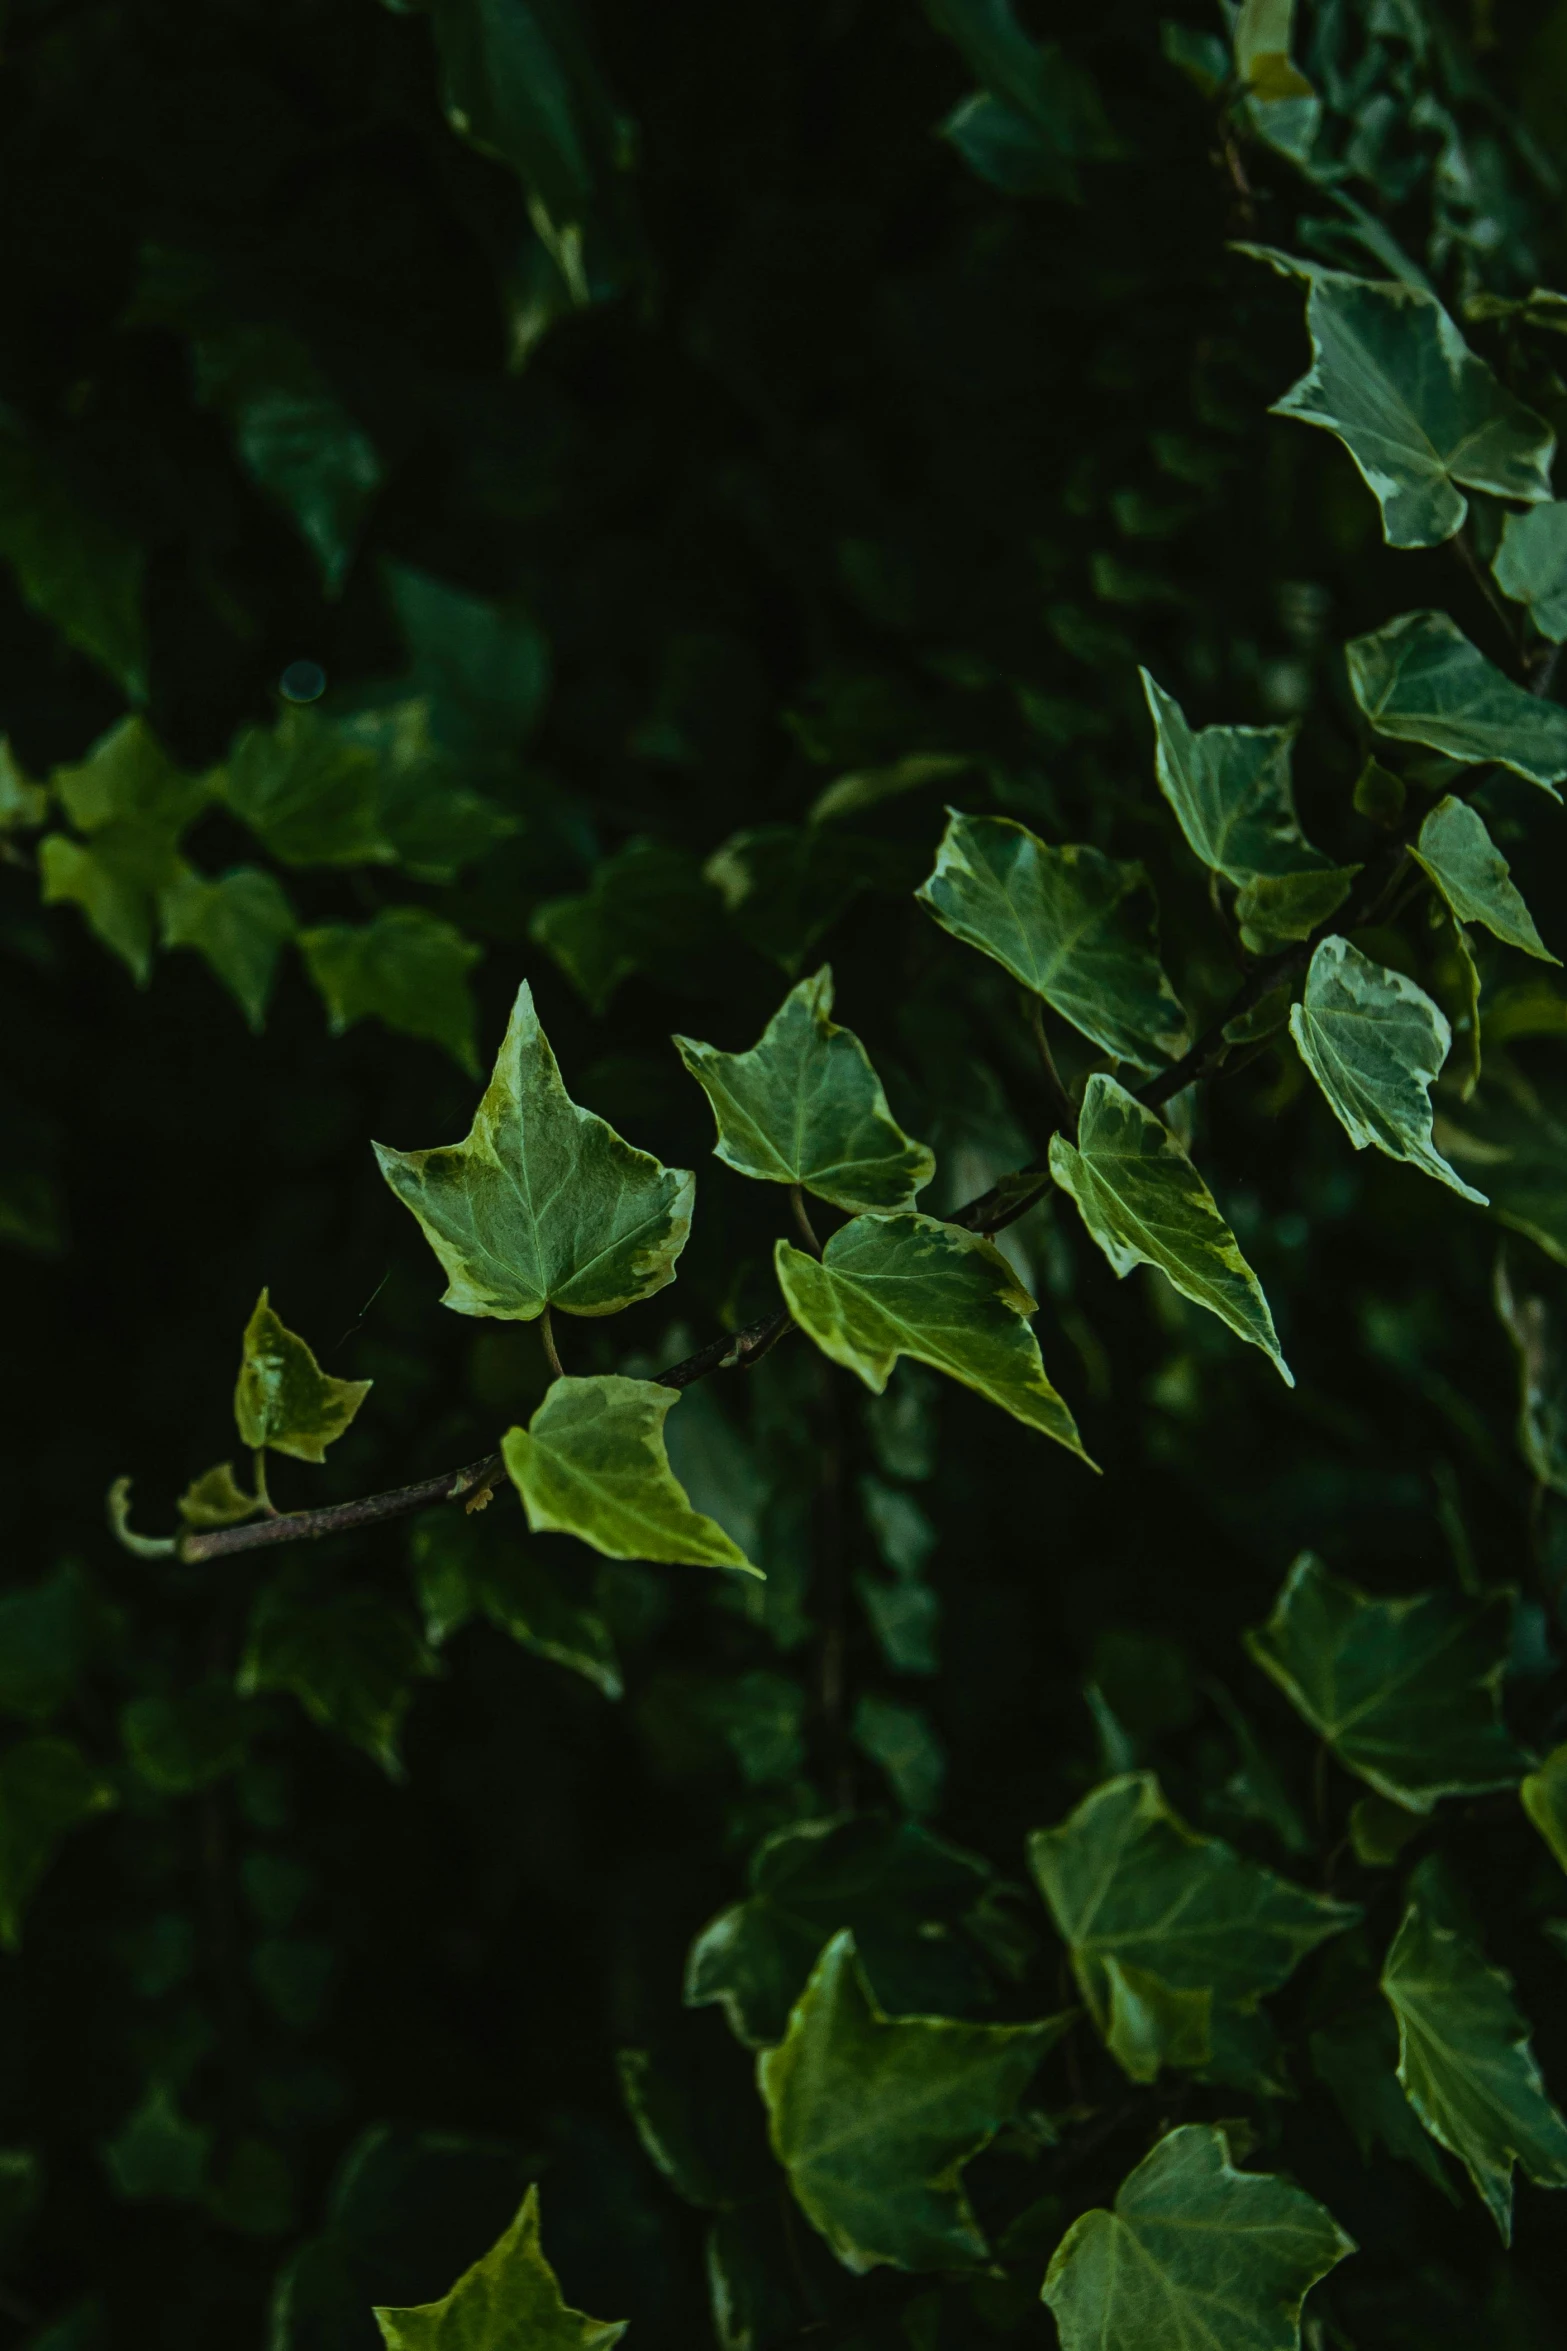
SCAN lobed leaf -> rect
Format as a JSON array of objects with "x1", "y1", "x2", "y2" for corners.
[
  {"x1": 233, "y1": 1290, "x2": 372, "y2": 1464},
  {"x1": 502, "y1": 1375, "x2": 757, "y2": 1573},
  {"x1": 1049, "y1": 1074, "x2": 1292, "y2": 1383},
  {"x1": 1140, "y1": 671, "x2": 1326, "y2": 883},
  {"x1": 1346, "y1": 611, "x2": 1567, "y2": 794},
  {"x1": 300, "y1": 907, "x2": 482, "y2": 1074},
  {"x1": 0, "y1": 1739, "x2": 116, "y2": 1949},
  {"x1": 160, "y1": 866, "x2": 297, "y2": 1031},
  {"x1": 1494, "y1": 500, "x2": 1567, "y2": 642},
  {"x1": 774, "y1": 1212, "x2": 1089, "y2": 1461},
  {"x1": 1411, "y1": 795, "x2": 1556, "y2": 961},
  {"x1": 674, "y1": 967, "x2": 934, "y2": 1214},
  {"x1": 373, "y1": 2183, "x2": 625, "y2": 2349},
  {"x1": 375, "y1": 982, "x2": 694, "y2": 1322}
]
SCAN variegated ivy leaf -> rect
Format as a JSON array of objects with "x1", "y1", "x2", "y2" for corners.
[
  {"x1": 1411, "y1": 796, "x2": 1557, "y2": 962},
  {"x1": 673, "y1": 966, "x2": 934, "y2": 1214},
  {"x1": 1382, "y1": 1882, "x2": 1567, "y2": 2241},
  {"x1": 503, "y1": 1375, "x2": 757, "y2": 1573},
  {"x1": 1245, "y1": 1553, "x2": 1522, "y2": 1810},
  {"x1": 774, "y1": 1211, "x2": 1089, "y2": 1462},
  {"x1": 916, "y1": 810, "x2": 1187, "y2": 1072},
  {"x1": 1494, "y1": 500, "x2": 1567, "y2": 642},
  {"x1": 1139, "y1": 671, "x2": 1327, "y2": 884},
  {"x1": 1234, "y1": 865, "x2": 1359, "y2": 955},
  {"x1": 375, "y1": 982, "x2": 695, "y2": 1322},
  {"x1": 757, "y1": 1929, "x2": 1070, "y2": 2273},
  {"x1": 1244, "y1": 250, "x2": 1555, "y2": 547},
  {"x1": 1346, "y1": 611, "x2": 1567, "y2": 794},
  {"x1": 1049, "y1": 1075, "x2": 1292, "y2": 1383},
  {"x1": 1289, "y1": 936, "x2": 1488, "y2": 1203},
  {"x1": 374, "y1": 2184, "x2": 626, "y2": 2349},
  {"x1": 1027, "y1": 1773, "x2": 1357, "y2": 2086},
  {"x1": 1042, "y1": 2124, "x2": 1353, "y2": 2351},
  {"x1": 233, "y1": 1290, "x2": 371, "y2": 1464}
]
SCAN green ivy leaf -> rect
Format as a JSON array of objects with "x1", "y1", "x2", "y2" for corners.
[
  {"x1": 373, "y1": 2184, "x2": 626, "y2": 2350},
  {"x1": 1381, "y1": 1885, "x2": 1567, "y2": 2239},
  {"x1": 757, "y1": 1929, "x2": 1068, "y2": 2273},
  {"x1": 533, "y1": 842, "x2": 728, "y2": 1014},
  {"x1": 1245, "y1": 1553, "x2": 1522, "y2": 1809},
  {"x1": 387, "y1": 565, "x2": 552, "y2": 752},
  {"x1": 1435, "y1": 1058, "x2": 1567, "y2": 1266},
  {"x1": 375, "y1": 982, "x2": 694, "y2": 1323},
  {"x1": 685, "y1": 1815, "x2": 1004, "y2": 2048},
  {"x1": 0, "y1": 1565, "x2": 97, "y2": 1724},
  {"x1": 300, "y1": 908, "x2": 482, "y2": 1074},
  {"x1": 1048, "y1": 1074, "x2": 1292, "y2": 1384},
  {"x1": 1234, "y1": 866, "x2": 1360, "y2": 955},
  {"x1": 917, "y1": 811, "x2": 1187, "y2": 1071},
  {"x1": 411, "y1": 1515, "x2": 620, "y2": 1699},
  {"x1": 1411, "y1": 796, "x2": 1556, "y2": 961},
  {"x1": 674, "y1": 968, "x2": 935, "y2": 1214},
  {"x1": 1311, "y1": 2002, "x2": 1458, "y2": 2199},
  {"x1": 1027, "y1": 1773, "x2": 1357, "y2": 2084},
  {"x1": 1245, "y1": 254, "x2": 1555, "y2": 546},
  {"x1": 503, "y1": 1374, "x2": 756, "y2": 1573},
  {"x1": 176, "y1": 1462, "x2": 263, "y2": 1529},
  {"x1": 0, "y1": 1739, "x2": 116, "y2": 1949},
  {"x1": 217, "y1": 704, "x2": 394, "y2": 866},
  {"x1": 1234, "y1": 0, "x2": 1313, "y2": 99},
  {"x1": 1041, "y1": 2123, "x2": 1353, "y2": 2351},
  {"x1": 705, "y1": 824, "x2": 906, "y2": 975},
  {"x1": 1290, "y1": 935, "x2": 1487, "y2": 1202},
  {"x1": 233, "y1": 1289, "x2": 372, "y2": 1463},
  {"x1": 121, "y1": 1681, "x2": 252, "y2": 1794},
  {"x1": 353, "y1": 701, "x2": 517, "y2": 883},
  {"x1": 1494, "y1": 501, "x2": 1567, "y2": 642},
  {"x1": 1522, "y1": 1745, "x2": 1567, "y2": 1875},
  {"x1": 0, "y1": 740, "x2": 47, "y2": 831},
  {"x1": 0, "y1": 427, "x2": 147, "y2": 695},
  {"x1": 1139, "y1": 671, "x2": 1327, "y2": 883},
  {"x1": 927, "y1": 0, "x2": 1115, "y2": 204},
  {"x1": 38, "y1": 719, "x2": 212, "y2": 980},
  {"x1": 852, "y1": 1694, "x2": 945, "y2": 1816},
  {"x1": 100, "y1": 2084, "x2": 210, "y2": 2205},
  {"x1": 775, "y1": 1212, "x2": 1089, "y2": 1461},
  {"x1": 1346, "y1": 611, "x2": 1567, "y2": 794},
  {"x1": 160, "y1": 866, "x2": 298, "y2": 1031},
  {"x1": 238, "y1": 1580, "x2": 438, "y2": 1777}
]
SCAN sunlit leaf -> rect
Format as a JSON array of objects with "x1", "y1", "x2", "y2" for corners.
[
  {"x1": 375, "y1": 981, "x2": 694, "y2": 1322},
  {"x1": 775, "y1": 1212, "x2": 1089, "y2": 1460},
  {"x1": 1245, "y1": 253, "x2": 1554, "y2": 547},
  {"x1": 0, "y1": 1739, "x2": 116, "y2": 1949},
  {"x1": 1041, "y1": 2123, "x2": 1352, "y2": 2351},
  {"x1": 1412, "y1": 796, "x2": 1556, "y2": 961},
  {"x1": 1290, "y1": 935, "x2": 1487, "y2": 1201},
  {"x1": 300, "y1": 907, "x2": 482, "y2": 1073},
  {"x1": 758, "y1": 1929, "x2": 1067, "y2": 2273},
  {"x1": 1346, "y1": 611, "x2": 1567, "y2": 793},
  {"x1": 233, "y1": 1289, "x2": 372, "y2": 1464},
  {"x1": 374, "y1": 2184, "x2": 625, "y2": 2350},
  {"x1": 217, "y1": 704, "x2": 394, "y2": 866},
  {"x1": 502, "y1": 1374, "x2": 757, "y2": 1572},
  {"x1": 1027, "y1": 1772, "x2": 1356, "y2": 2083},
  {"x1": 1140, "y1": 671, "x2": 1326, "y2": 883},
  {"x1": 686, "y1": 1815, "x2": 1003, "y2": 2048},
  {"x1": 160, "y1": 866, "x2": 297, "y2": 1031},
  {"x1": 917, "y1": 810, "x2": 1187, "y2": 1071},
  {"x1": 1244, "y1": 1552, "x2": 1522, "y2": 1809},
  {"x1": 1049, "y1": 1074, "x2": 1292, "y2": 1384},
  {"x1": 1494, "y1": 500, "x2": 1567, "y2": 642},
  {"x1": 675, "y1": 967, "x2": 934, "y2": 1214},
  {"x1": 1381, "y1": 1883, "x2": 1567, "y2": 2240}
]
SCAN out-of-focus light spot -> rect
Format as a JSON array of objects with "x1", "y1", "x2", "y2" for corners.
[{"x1": 279, "y1": 660, "x2": 326, "y2": 704}]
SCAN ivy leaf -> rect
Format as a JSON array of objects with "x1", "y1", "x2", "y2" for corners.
[
  {"x1": 1290, "y1": 936, "x2": 1487, "y2": 1202},
  {"x1": 757, "y1": 1930, "x2": 1068, "y2": 2273},
  {"x1": 1027, "y1": 1773, "x2": 1357, "y2": 2084},
  {"x1": 354, "y1": 701, "x2": 516, "y2": 884},
  {"x1": 706, "y1": 825, "x2": 904, "y2": 975},
  {"x1": 927, "y1": 0, "x2": 1115, "y2": 203},
  {"x1": 1048, "y1": 1074, "x2": 1292, "y2": 1384},
  {"x1": 159, "y1": 866, "x2": 297, "y2": 1031},
  {"x1": 100, "y1": 2084, "x2": 210, "y2": 2204},
  {"x1": 216, "y1": 704, "x2": 394, "y2": 866},
  {"x1": 852, "y1": 1695, "x2": 945, "y2": 1816},
  {"x1": 300, "y1": 908, "x2": 482, "y2": 1074},
  {"x1": 0, "y1": 1739, "x2": 116, "y2": 1949},
  {"x1": 1311, "y1": 2002, "x2": 1458, "y2": 2199},
  {"x1": 1234, "y1": 0, "x2": 1313, "y2": 99},
  {"x1": 1411, "y1": 796, "x2": 1556, "y2": 961},
  {"x1": 1522, "y1": 1746, "x2": 1567, "y2": 1875},
  {"x1": 39, "y1": 719, "x2": 212, "y2": 980},
  {"x1": 674, "y1": 968, "x2": 935, "y2": 1214},
  {"x1": 533, "y1": 842, "x2": 728, "y2": 1014},
  {"x1": 233, "y1": 1290, "x2": 372, "y2": 1463},
  {"x1": 686, "y1": 1814, "x2": 1005, "y2": 2048},
  {"x1": 388, "y1": 565, "x2": 552, "y2": 752},
  {"x1": 239, "y1": 1580, "x2": 438, "y2": 1777},
  {"x1": 1494, "y1": 1251, "x2": 1567, "y2": 1495},
  {"x1": 1493, "y1": 501, "x2": 1567, "y2": 642},
  {"x1": 0, "y1": 426, "x2": 147, "y2": 695},
  {"x1": 411, "y1": 1514, "x2": 620, "y2": 1699},
  {"x1": 774, "y1": 1212, "x2": 1089, "y2": 1461},
  {"x1": 1233, "y1": 866, "x2": 1359, "y2": 955},
  {"x1": 1139, "y1": 671, "x2": 1327, "y2": 883},
  {"x1": 1435, "y1": 1059, "x2": 1567, "y2": 1267},
  {"x1": 503, "y1": 1376, "x2": 756, "y2": 1573},
  {"x1": 1346, "y1": 611, "x2": 1567, "y2": 794},
  {"x1": 177, "y1": 1461, "x2": 262, "y2": 1529},
  {"x1": 373, "y1": 2184, "x2": 625, "y2": 2350},
  {"x1": 1381, "y1": 1885, "x2": 1567, "y2": 2239},
  {"x1": 121, "y1": 1681, "x2": 252, "y2": 1794},
  {"x1": 0, "y1": 1565, "x2": 98, "y2": 1724},
  {"x1": 375, "y1": 982, "x2": 695, "y2": 1323},
  {"x1": 1041, "y1": 2123, "x2": 1353, "y2": 2351},
  {"x1": 1246, "y1": 254, "x2": 1555, "y2": 547},
  {"x1": 1246, "y1": 1554, "x2": 1522, "y2": 1809},
  {"x1": 916, "y1": 811, "x2": 1187, "y2": 1072}
]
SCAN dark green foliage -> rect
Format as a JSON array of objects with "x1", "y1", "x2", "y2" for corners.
[{"x1": 9, "y1": 0, "x2": 1567, "y2": 2344}]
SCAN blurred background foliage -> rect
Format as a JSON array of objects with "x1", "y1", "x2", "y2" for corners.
[{"x1": 6, "y1": 0, "x2": 1567, "y2": 2342}]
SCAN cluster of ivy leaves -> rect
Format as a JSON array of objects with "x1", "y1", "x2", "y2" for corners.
[{"x1": 10, "y1": 0, "x2": 1567, "y2": 2345}]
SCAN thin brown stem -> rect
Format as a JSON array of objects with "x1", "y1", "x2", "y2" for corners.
[
  {"x1": 539, "y1": 1302, "x2": 564, "y2": 1378},
  {"x1": 789, "y1": 1184, "x2": 824, "y2": 1258}
]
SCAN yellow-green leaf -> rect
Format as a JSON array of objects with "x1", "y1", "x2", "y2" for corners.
[
  {"x1": 373, "y1": 2185, "x2": 625, "y2": 2350},
  {"x1": 233, "y1": 1289, "x2": 372, "y2": 1463},
  {"x1": 160, "y1": 865, "x2": 298, "y2": 1030},
  {"x1": 1521, "y1": 1746, "x2": 1567, "y2": 1875},
  {"x1": 300, "y1": 907, "x2": 482, "y2": 1073},
  {"x1": 1412, "y1": 796, "x2": 1556, "y2": 962},
  {"x1": 503, "y1": 1375, "x2": 757, "y2": 1573}
]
